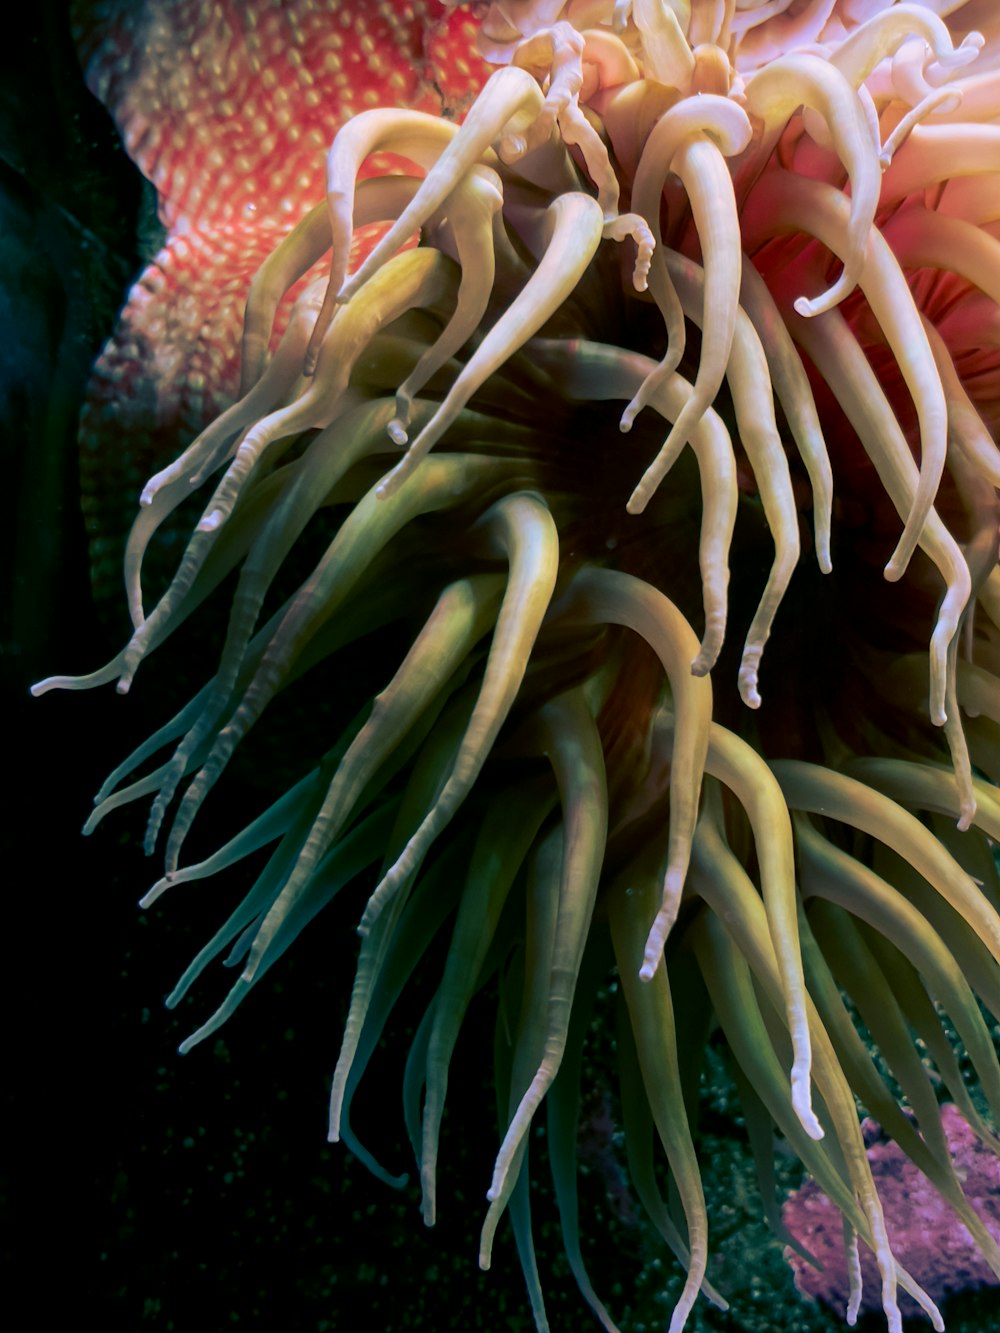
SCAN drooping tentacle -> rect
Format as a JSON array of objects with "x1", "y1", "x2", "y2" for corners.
[
  {"x1": 742, "y1": 53, "x2": 880, "y2": 319},
  {"x1": 665, "y1": 250, "x2": 801, "y2": 707},
  {"x1": 326, "y1": 695, "x2": 483, "y2": 1146},
  {"x1": 165, "y1": 452, "x2": 521, "y2": 871},
  {"x1": 304, "y1": 107, "x2": 474, "y2": 368},
  {"x1": 480, "y1": 688, "x2": 609, "y2": 1265},
  {"x1": 240, "y1": 573, "x2": 508, "y2": 988},
  {"x1": 527, "y1": 336, "x2": 737, "y2": 675},
  {"x1": 772, "y1": 760, "x2": 1000, "y2": 961},
  {"x1": 359, "y1": 490, "x2": 561, "y2": 930},
  {"x1": 376, "y1": 191, "x2": 606, "y2": 499},
  {"x1": 200, "y1": 247, "x2": 460, "y2": 534},
  {"x1": 701, "y1": 724, "x2": 821, "y2": 1139},
  {"x1": 782, "y1": 296, "x2": 969, "y2": 740},
  {"x1": 737, "y1": 259, "x2": 834, "y2": 573},
  {"x1": 335, "y1": 67, "x2": 550, "y2": 310},
  {"x1": 142, "y1": 400, "x2": 430, "y2": 848},
  {"x1": 553, "y1": 568, "x2": 712, "y2": 975},
  {"x1": 419, "y1": 772, "x2": 556, "y2": 1225},
  {"x1": 388, "y1": 166, "x2": 505, "y2": 444},
  {"x1": 621, "y1": 96, "x2": 753, "y2": 516},
  {"x1": 608, "y1": 849, "x2": 710, "y2": 1333},
  {"x1": 743, "y1": 168, "x2": 948, "y2": 584}
]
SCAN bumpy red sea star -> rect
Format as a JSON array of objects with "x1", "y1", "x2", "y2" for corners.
[
  {"x1": 71, "y1": 0, "x2": 489, "y2": 599},
  {"x1": 784, "y1": 1105, "x2": 1000, "y2": 1316}
]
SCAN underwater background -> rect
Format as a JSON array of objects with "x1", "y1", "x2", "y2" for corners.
[{"x1": 3, "y1": 4, "x2": 997, "y2": 1331}]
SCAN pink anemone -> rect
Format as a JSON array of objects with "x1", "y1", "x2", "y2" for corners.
[{"x1": 37, "y1": 2, "x2": 1000, "y2": 1329}]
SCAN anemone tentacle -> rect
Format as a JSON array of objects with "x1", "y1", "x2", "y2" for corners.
[{"x1": 41, "y1": 3, "x2": 1000, "y2": 1329}]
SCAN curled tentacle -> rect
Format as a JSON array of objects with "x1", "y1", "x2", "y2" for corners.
[
  {"x1": 305, "y1": 107, "x2": 472, "y2": 369},
  {"x1": 514, "y1": 21, "x2": 621, "y2": 216},
  {"x1": 742, "y1": 53, "x2": 881, "y2": 318},
  {"x1": 622, "y1": 95, "x2": 752, "y2": 453},
  {"x1": 627, "y1": 137, "x2": 754, "y2": 513},
  {"x1": 335, "y1": 67, "x2": 549, "y2": 311}
]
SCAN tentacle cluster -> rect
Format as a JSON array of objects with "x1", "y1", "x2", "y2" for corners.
[{"x1": 37, "y1": 2, "x2": 1000, "y2": 1330}]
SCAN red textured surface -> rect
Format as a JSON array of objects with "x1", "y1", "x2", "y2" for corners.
[
  {"x1": 70, "y1": 0, "x2": 489, "y2": 597},
  {"x1": 783, "y1": 1105, "x2": 1000, "y2": 1316},
  {"x1": 74, "y1": 0, "x2": 489, "y2": 231}
]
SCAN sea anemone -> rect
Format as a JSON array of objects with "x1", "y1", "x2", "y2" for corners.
[{"x1": 36, "y1": 1, "x2": 1000, "y2": 1329}]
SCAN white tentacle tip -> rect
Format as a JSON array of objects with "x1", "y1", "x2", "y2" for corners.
[
  {"x1": 890, "y1": 543, "x2": 912, "y2": 581},
  {"x1": 619, "y1": 399, "x2": 640, "y2": 433},
  {"x1": 499, "y1": 133, "x2": 527, "y2": 163},
  {"x1": 139, "y1": 883, "x2": 164, "y2": 909},
  {"x1": 625, "y1": 486, "x2": 650, "y2": 517},
  {"x1": 198, "y1": 509, "x2": 224, "y2": 533},
  {"x1": 387, "y1": 418, "x2": 408, "y2": 447},
  {"x1": 957, "y1": 32, "x2": 985, "y2": 59},
  {"x1": 375, "y1": 469, "x2": 405, "y2": 502},
  {"x1": 691, "y1": 637, "x2": 722, "y2": 678},
  {"x1": 303, "y1": 342, "x2": 321, "y2": 377},
  {"x1": 738, "y1": 664, "x2": 762, "y2": 710},
  {"x1": 641, "y1": 908, "x2": 676, "y2": 980},
  {"x1": 793, "y1": 1084, "x2": 823, "y2": 1141}
]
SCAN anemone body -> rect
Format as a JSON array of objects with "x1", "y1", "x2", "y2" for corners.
[{"x1": 40, "y1": 2, "x2": 1000, "y2": 1329}]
